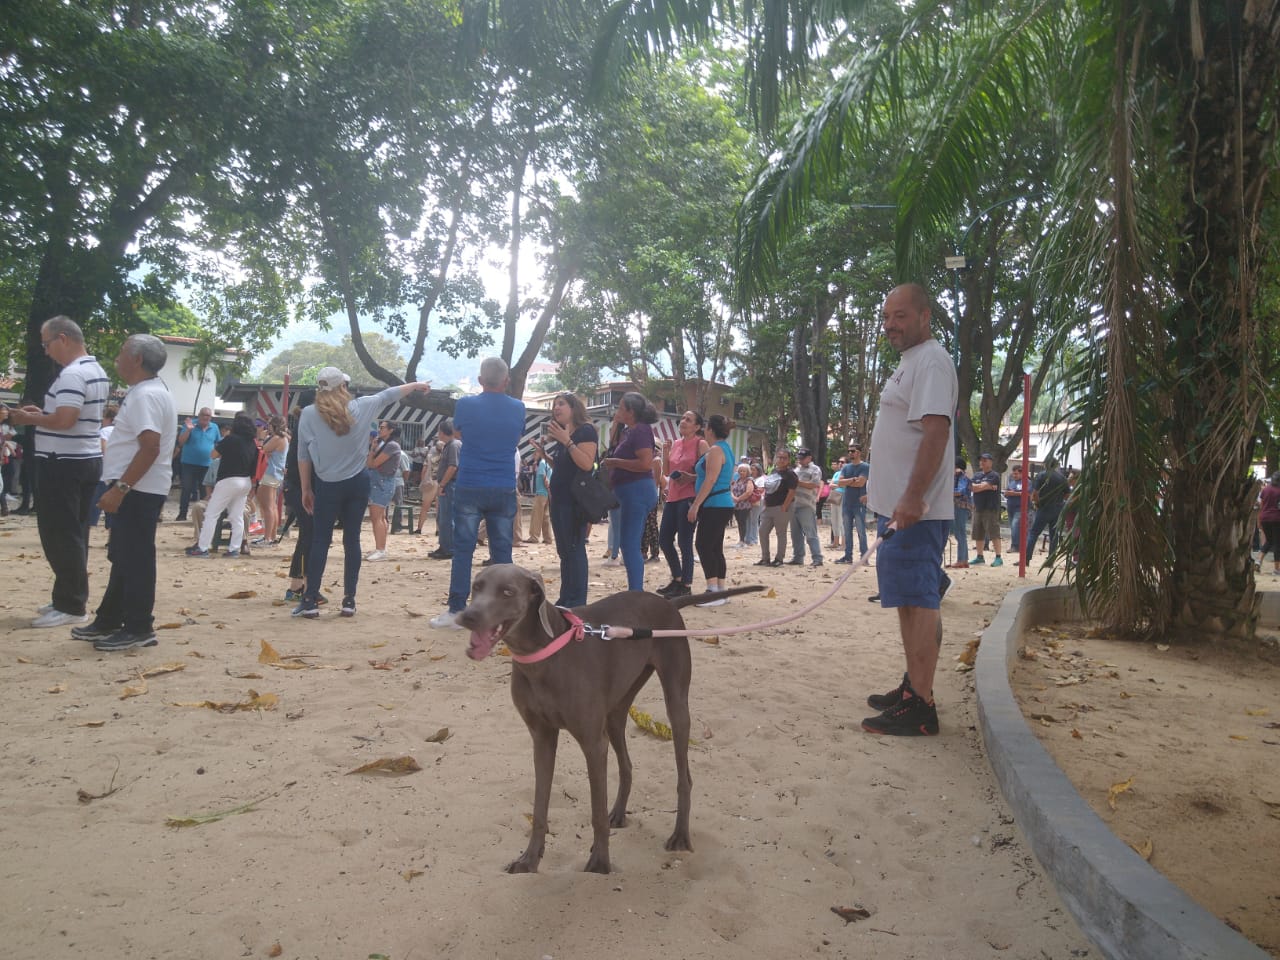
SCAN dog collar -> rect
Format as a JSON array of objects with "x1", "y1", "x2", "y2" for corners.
[{"x1": 510, "y1": 608, "x2": 586, "y2": 664}]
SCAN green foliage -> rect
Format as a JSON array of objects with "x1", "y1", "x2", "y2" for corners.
[{"x1": 258, "y1": 334, "x2": 409, "y2": 387}]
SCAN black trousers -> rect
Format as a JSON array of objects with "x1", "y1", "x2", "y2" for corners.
[
  {"x1": 94, "y1": 490, "x2": 165, "y2": 634},
  {"x1": 35, "y1": 456, "x2": 101, "y2": 615}
]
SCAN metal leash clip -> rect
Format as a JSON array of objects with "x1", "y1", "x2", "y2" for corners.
[{"x1": 582, "y1": 623, "x2": 611, "y2": 639}]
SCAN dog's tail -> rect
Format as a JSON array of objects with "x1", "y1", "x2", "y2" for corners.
[{"x1": 669, "y1": 585, "x2": 765, "y2": 609}]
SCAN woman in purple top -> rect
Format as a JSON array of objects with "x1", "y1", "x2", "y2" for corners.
[{"x1": 602, "y1": 392, "x2": 659, "y2": 590}]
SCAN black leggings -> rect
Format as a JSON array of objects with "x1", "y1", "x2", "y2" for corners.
[
  {"x1": 1261, "y1": 519, "x2": 1280, "y2": 561},
  {"x1": 695, "y1": 506, "x2": 735, "y2": 580}
]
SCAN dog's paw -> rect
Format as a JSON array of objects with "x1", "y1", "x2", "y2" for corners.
[
  {"x1": 583, "y1": 851, "x2": 611, "y2": 874},
  {"x1": 664, "y1": 830, "x2": 693, "y2": 853},
  {"x1": 505, "y1": 854, "x2": 540, "y2": 874},
  {"x1": 608, "y1": 806, "x2": 628, "y2": 829}
]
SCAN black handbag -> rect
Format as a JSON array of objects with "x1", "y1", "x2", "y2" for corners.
[{"x1": 569, "y1": 465, "x2": 619, "y2": 523}]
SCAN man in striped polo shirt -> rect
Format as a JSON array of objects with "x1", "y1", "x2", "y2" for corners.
[{"x1": 11, "y1": 316, "x2": 111, "y2": 628}]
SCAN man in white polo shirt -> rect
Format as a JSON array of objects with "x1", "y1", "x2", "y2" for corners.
[
  {"x1": 10, "y1": 316, "x2": 110, "y2": 628},
  {"x1": 72, "y1": 334, "x2": 177, "y2": 652}
]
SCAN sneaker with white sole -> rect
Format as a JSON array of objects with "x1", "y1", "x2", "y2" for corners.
[
  {"x1": 31, "y1": 609, "x2": 89, "y2": 629},
  {"x1": 429, "y1": 611, "x2": 461, "y2": 630},
  {"x1": 71, "y1": 622, "x2": 119, "y2": 642},
  {"x1": 365, "y1": 549, "x2": 388, "y2": 562},
  {"x1": 340, "y1": 596, "x2": 356, "y2": 617},
  {"x1": 36, "y1": 602, "x2": 54, "y2": 615},
  {"x1": 93, "y1": 630, "x2": 158, "y2": 652}
]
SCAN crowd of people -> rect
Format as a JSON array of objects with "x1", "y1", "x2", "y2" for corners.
[{"x1": 14, "y1": 299, "x2": 1280, "y2": 748}]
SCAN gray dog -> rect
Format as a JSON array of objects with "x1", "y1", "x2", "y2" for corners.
[{"x1": 459, "y1": 562, "x2": 760, "y2": 874}]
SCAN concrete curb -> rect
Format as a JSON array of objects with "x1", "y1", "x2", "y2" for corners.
[{"x1": 975, "y1": 584, "x2": 1271, "y2": 960}]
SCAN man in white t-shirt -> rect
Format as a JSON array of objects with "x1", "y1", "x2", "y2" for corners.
[
  {"x1": 72, "y1": 335, "x2": 177, "y2": 652},
  {"x1": 863, "y1": 284, "x2": 957, "y2": 737},
  {"x1": 10, "y1": 316, "x2": 110, "y2": 628},
  {"x1": 788, "y1": 448, "x2": 824, "y2": 566}
]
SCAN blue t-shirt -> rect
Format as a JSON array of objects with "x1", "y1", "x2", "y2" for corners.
[
  {"x1": 695, "y1": 440, "x2": 735, "y2": 508},
  {"x1": 180, "y1": 421, "x2": 221, "y2": 467},
  {"x1": 453, "y1": 391, "x2": 526, "y2": 488},
  {"x1": 839, "y1": 461, "x2": 870, "y2": 511},
  {"x1": 534, "y1": 460, "x2": 551, "y2": 497}
]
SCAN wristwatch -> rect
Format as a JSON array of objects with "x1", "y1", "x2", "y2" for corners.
[{"x1": 113, "y1": 480, "x2": 132, "y2": 493}]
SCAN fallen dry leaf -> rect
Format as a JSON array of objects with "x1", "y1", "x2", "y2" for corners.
[
  {"x1": 16, "y1": 656, "x2": 32, "y2": 664},
  {"x1": 765, "y1": 588, "x2": 777, "y2": 598},
  {"x1": 226, "y1": 590, "x2": 257, "y2": 599},
  {"x1": 425, "y1": 727, "x2": 451, "y2": 743},
  {"x1": 699, "y1": 636, "x2": 720, "y2": 645},
  {"x1": 78, "y1": 720, "x2": 106, "y2": 728},
  {"x1": 1245, "y1": 708, "x2": 1271, "y2": 717},
  {"x1": 171, "y1": 690, "x2": 279, "y2": 713},
  {"x1": 345, "y1": 756, "x2": 422, "y2": 776},
  {"x1": 1107, "y1": 776, "x2": 1134, "y2": 811},
  {"x1": 227, "y1": 671, "x2": 264, "y2": 680},
  {"x1": 267, "y1": 944, "x2": 283, "y2": 958},
  {"x1": 429, "y1": 653, "x2": 447, "y2": 661},
  {"x1": 47, "y1": 682, "x2": 66, "y2": 694},
  {"x1": 155, "y1": 622, "x2": 184, "y2": 630},
  {"x1": 259, "y1": 639, "x2": 282, "y2": 664},
  {"x1": 1071, "y1": 728, "x2": 1083, "y2": 739},
  {"x1": 402, "y1": 869, "x2": 424, "y2": 882},
  {"x1": 1128, "y1": 837, "x2": 1154, "y2": 860},
  {"x1": 956, "y1": 638, "x2": 979, "y2": 666},
  {"x1": 120, "y1": 676, "x2": 148, "y2": 700},
  {"x1": 1229, "y1": 734, "x2": 1249, "y2": 741},
  {"x1": 1029, "y1": 712, "x2": 1057, "y2": 724},
  {"x1": 830, "y1": 905, "x2": 872, "y2": 924}
]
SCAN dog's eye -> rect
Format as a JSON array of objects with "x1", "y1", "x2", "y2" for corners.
[{"x1": 502, "y1": 588, "x2": 514, "y2": 598}]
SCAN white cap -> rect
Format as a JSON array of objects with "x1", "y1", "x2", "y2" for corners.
[{"x1": 316, "y1": 366, "x2": 350, "y2": 392}]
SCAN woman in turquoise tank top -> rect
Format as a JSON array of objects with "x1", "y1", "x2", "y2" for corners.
[{"x1": 688, "y1": 414, "x2": 736, "y2": 606}]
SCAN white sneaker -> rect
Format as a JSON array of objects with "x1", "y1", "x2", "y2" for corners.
[
  {"x1": 36, "y1": 602, "x2": 54, "y2": 615},
  {"x1": 430, "y1": 611, "x2": 461, "y2": 630},
  {"x1": 365, "y1": 549, "x2": 388, "y2": 562},
  {"x1": 696, "y1": 596, "x2": 727, "y2": 607},
  {"x1": 603, "y1": 557, "x2": 620, "y2": 567},
  {"x1": 31, "y1": 609, "x2": 90, "y2": 628}
]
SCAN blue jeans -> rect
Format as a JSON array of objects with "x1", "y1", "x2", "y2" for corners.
[
  {"x1": 177, "y1": 461, "x2": 208, "y2": 519},
  {"x1": 550, "y1": 494, "x2": 589, "y2": 607},
  {"x1": 448, "y1": 486, "x2": 516, "y2": 612},
  {"x1": 1009, "y1": 508, "x2": 1030, "y2": 556},
  {"x1": 790, "y1": 504, "x2": 822, "y2": 562},
  {"x1": 659, "y1": 497, "x2": 697, "y2": 584},
  {"x1": 952, "y1": 508, "x2": 970, "y2": 563},
  {"x1": 606, "y1": 503, "x2": 621, "y2": 558},
  {"x1": 1026, "y1": 504, "x2": 1062, "y2": 559},
  {"x1": 436, "y1": 481, "x2": 455, "y2": 553},
  {"x1": 614, "y1": 479, "x2": 657, "y2": 590},
  {"x1": 842, "y1": 500, "x2": 868, "y2": 559},
  {"x1": 307, "y1": 471, "x2": 371, "y2": 602}
]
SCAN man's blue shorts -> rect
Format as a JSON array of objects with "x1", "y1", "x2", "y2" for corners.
[{"x1": 876, "y1": 516, "x2": 947, "y2": 610}]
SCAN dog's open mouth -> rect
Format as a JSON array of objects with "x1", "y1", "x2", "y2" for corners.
[{"x1": 466, "y1": 619, "x2": 514, "y2": 660}]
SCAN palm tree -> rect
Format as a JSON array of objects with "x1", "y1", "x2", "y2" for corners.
[
  {"x1": 179, "y1": 331, "x2": 242, "y2": 416},
  {"x1": 603, "y1": 0, "x2": 1280, "y2": 641}
]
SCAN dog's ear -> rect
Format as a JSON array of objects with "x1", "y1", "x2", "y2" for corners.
[{"x1": 529, "y1": 571, "x2": 557, "y2": 637}]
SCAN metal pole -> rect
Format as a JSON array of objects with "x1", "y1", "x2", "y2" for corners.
[{"x1": 1019, "y1": 372, "x2": 1031, "y2": 578}]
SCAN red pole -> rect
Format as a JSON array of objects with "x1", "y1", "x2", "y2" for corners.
[
  {"x1": 278, "y1": 372, "x2": 291, "y2": 524},
  {"x1": 1019, "y1": 373, "x2": 1031, "y2": 577}
]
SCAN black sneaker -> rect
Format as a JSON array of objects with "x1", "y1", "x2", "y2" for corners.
[
  {"x1": 340, "y1": 596, "x2": 356, "y2": 617},
  {"x1": 71, "y1": 622, "x2": 119, "y2": 642},
  {"x1": 867, "y1": 672, "x2": 910, "y2": 710},
  {"x1": 292, "y1": 598, "x2": 320, "y2": 619},
  {"x1": 753, "y1": 559, "x2": 771, "y2": 566},
  {"x1": 867, "y1": 593, "x2": 880, "y2": 603},
  {"x1": 861, "y1": 687, "x2": 939, "y2": 736},
  {"x1": 770, "y1": 559, "x2": 784, "y2": 567},
  {"x1": 665, "y1": 582, "x2": 692, "y2": 599},
  {"x1": 93, "y1": 630, "x2": 158, "y2": 652},
  {"x1": 655, "y1": 579, "x2": 682, "y2": 598},
  {"x1": 785, "y1": 559, "x2": 804, "y2": 565},
  {"x1": 939, "y1": 570, "x2": 953, "y2": 600},
  {"x1": 834, "y1": 556, "x2": 852, "y2": 564}
]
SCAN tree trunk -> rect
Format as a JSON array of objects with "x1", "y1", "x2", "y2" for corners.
[{"x1": 1160, "y1": 1, "x2": 1280, "y2": 642}]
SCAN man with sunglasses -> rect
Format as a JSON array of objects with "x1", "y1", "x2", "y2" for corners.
[{"x1": 834, "y1": 443, "x2": 870, "y2": 562}]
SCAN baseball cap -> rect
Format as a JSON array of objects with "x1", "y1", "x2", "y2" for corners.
[
  {"x1": 796, "y1": 447, "x2": 812, "y2": 458},
  {"x1": 316, "y1": 366, "x2": 350, "y2": 392},
  {"x1": 980, "y1": 451, "x2": 993, "y2": 460}
]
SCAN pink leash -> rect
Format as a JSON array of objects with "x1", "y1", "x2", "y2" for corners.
[
  {"x1": 601, "y1": 530, "x2": 892, "y2": 641},
  {"x1": 510, "y1": 609, "x2": 587, "y2": 664}
]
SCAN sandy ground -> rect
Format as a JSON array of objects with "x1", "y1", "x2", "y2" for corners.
[
  {"x1": 1, "y1": 505, "x2": 1097, "y2": 960},
  {"x1": 1011, "y1": 617, "x2": 1280, "y2": 956}
]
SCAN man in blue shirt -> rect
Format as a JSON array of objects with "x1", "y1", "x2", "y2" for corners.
[
  {"x1": 175, "y1": 407, "x2": 220, "y2": 521},
  {"x1": 834, "y1": 442, "x2": 871, "y2": 561},
  {"x1": 431, "y1": 357, "x2": 526, "y2": 628}
]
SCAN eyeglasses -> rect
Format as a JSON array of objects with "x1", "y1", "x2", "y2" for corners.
[{"x1": 41, "y1": 335, "x2": 61, "y2": 348}]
